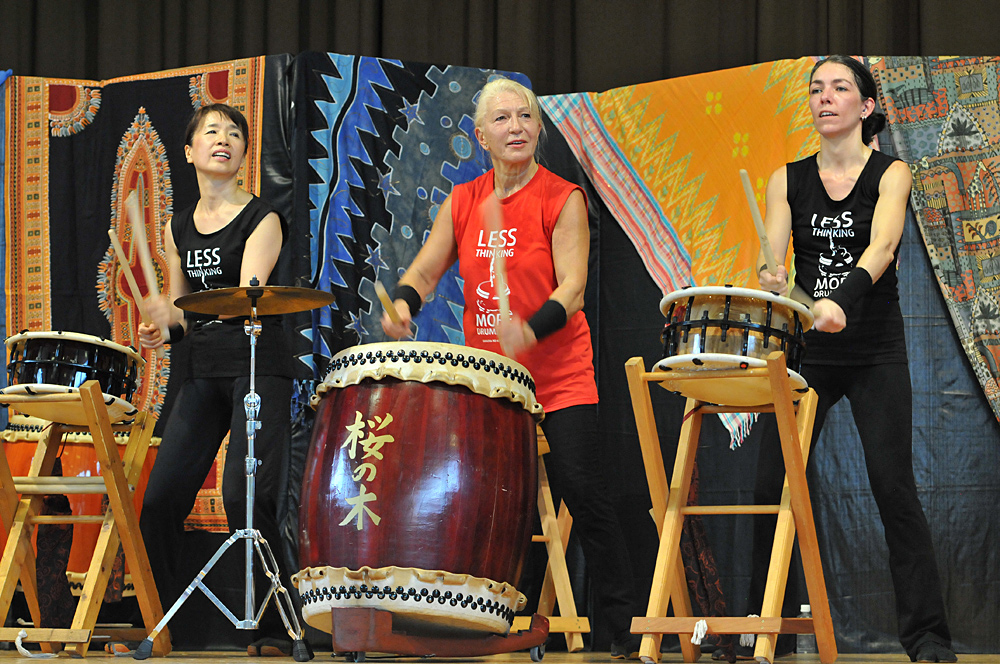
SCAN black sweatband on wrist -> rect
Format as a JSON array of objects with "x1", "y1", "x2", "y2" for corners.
[
  {"x1": 826, "y1": 267, "x2": 873, "y2": 315},
  {"x1": 168, "y1": 323, "x2": 185, "y2": 344},
  {"x1": 527, "y1": 299, "x2": 568, "y2": 340},
  {"x1": 392, "y1": 284, "x2": 423, "y2": 316}
]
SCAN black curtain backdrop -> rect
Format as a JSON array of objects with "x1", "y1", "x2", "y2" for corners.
[{"x1": 4, "y1": 0, "x2": 1000, "y2": 94}]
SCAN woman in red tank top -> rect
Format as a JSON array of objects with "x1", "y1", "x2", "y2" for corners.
[{"x1": 382, "y1": 78, "x2": 643, "y2": 658}]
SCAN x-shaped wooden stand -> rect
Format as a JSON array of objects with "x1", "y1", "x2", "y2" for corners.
[
  {"x1": 624, "y1": 352, "x2": 837, "y2": 664},
  {"x1": 0, "y1": 380, "x2": 170, "y2": 656}
]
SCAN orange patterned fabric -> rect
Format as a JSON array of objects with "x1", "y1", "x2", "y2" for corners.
[
  {"x1": 541, "y1": 57, "x2": 821, "y2": 445},
  {"x1": 543, "y1": 58, "x2": 821, "y2": 295}
]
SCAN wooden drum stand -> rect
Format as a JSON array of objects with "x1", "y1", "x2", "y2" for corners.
[
  {"x1": 624, "y1": 351, "x2": 837, "y2": 664},
  {"x1": 0, "y1": 380, "x2": 170, "y2": 656}
]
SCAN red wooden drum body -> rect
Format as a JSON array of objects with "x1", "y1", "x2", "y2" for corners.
[
  {"x1": 656, "y1": 286, "x2": 814, "y2": 406},
  {"x1": 293, "y1": 342, "x2": 543, "y2": 636}
]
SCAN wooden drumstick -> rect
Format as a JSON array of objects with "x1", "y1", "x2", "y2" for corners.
[
  {"x1": 493, "y1": 247, "x2": 510, "y2": 322},
  {"x1": 374, "y1": 280, "x2": 403, "y2": 325},
  {"x1": 126, "y1": 179, "x2": 160, "y2": 300},
  {"x1": 126, "y1": 180, "x2": 169, "y2": 358},
  {"x1": 481, "y1": 195, "x2": 510, "y2": 321},
  {"x1": 108, "y1": 229, "x2": 165, "y2": 359},
  {"x1": 739, "y1": 169, "x2": 815, "y2": 307}
]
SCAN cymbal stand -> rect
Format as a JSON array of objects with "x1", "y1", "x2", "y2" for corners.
[{"x1": 134, "y1": 278, "x2": 312, "y2": 660}]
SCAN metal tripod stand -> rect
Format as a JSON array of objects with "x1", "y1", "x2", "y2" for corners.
[{"x1": 134, "y1": 280, "x2": 312, "y2": 660}]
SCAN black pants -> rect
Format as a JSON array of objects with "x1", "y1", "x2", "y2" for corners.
[
  {"x1": 139, "y1": 375, "x2": 291, "y2": 639},
  {"x1": 748, "y1": 362, "x2": 952, "y2": 657},
  {"x1": 540, "y1": 404, "x2": 641, "y2": 643}
]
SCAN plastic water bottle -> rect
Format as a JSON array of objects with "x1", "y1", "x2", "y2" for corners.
[{"x1": 797, "y1": 604, "x2": 818, "y2": 654}]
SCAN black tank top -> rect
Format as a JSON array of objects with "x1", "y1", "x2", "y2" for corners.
[
  {"x1": 171, "y1": 195, "x2": 291, "y2": 377},
  {"x1": 788, "y1": 150, "x2": 907, "y2": 365}
]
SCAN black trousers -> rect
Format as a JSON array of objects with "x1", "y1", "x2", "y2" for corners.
[
  {"x1": 540, "y1": 404, "x2": 641, "y2": 643},
  {"x1": 748, "y1": 362, "x2": 952, "y2": 657},
  {"x1": 139, "y1": 375, "x2": 291, "y2": 639}
]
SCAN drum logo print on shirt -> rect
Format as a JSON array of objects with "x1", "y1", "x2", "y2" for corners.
[
  {"x1": 473, "y1": 227, "x2": 516, "y2": 340},
  {"x1": 810, "y1": 210, "x2": 855, "y2": 298},
  {"x1": 339, "y1": 410, "x2": 396, "y2": 530}
]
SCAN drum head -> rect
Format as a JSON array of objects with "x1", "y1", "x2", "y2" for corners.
[
  {"x1": 659, "y1": 285, "x2": 813, "y2": 332},
  {"x1": 0, "y1": 384, "x2": 139, "y2": 426},
  {"x1": 314, "y1": 341, "x2": 543, "y2": 419},
  {"x1": 653, "y1": 354, "x2": 808, "y2": 406}
]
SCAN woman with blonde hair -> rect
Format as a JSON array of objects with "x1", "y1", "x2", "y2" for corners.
[{"x1": 383, "y1": 77, "x2": 643, "y2": 658}]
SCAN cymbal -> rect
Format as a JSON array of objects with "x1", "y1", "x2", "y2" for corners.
[{"x1": 175, "y1": 286, "x2": 334, "y2": 316}]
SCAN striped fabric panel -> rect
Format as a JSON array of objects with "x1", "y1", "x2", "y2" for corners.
[
  {"x1": 540, "y1": 92, "x2": 755, "y2": 447},
  {"x1": 540, "y1": 93, "x2": 692, "y2": 292}
]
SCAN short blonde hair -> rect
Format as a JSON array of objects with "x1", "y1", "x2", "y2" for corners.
[{"x1": 473, "y1": 77, "x2": 544, "y2": 134}]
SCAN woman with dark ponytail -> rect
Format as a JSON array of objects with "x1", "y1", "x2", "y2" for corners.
[{"x1": 746, "y1": 56, "x2": 957, "y2": 663}]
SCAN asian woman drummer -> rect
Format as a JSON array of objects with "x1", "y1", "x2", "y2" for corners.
[{"x1": 136, "y1": 103, "x2": 295, "y2": 657}]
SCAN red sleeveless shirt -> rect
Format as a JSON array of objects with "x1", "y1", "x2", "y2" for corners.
[{"x1": 451, "y1": 166, "x2": 598, "y2": 412}]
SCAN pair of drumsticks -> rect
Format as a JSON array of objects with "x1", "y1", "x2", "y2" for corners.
[
  {"x1": 108, "y1": 173, "x2": 166, "y2": 358},
  {"x1": 739, "y1": 169, "x2": 814, "y2": 307},
  {"x1": 375, "y1": 195, "x2": 510, "y2": 327}
]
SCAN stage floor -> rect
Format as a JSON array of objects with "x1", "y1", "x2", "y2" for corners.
[{"x1": 1, "y1": 652, "x2": 998, "y2": 663}]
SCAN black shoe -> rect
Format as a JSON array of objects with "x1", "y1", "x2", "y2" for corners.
[
  {"x1": 713, "y1": 643, "x2": 755, "y2": 660},
  {"x1": 914, "y1": 641, "x2": 958, "y2": 663},
  {"x1": 610, "y1": 635, "x2": 642, "y2": 660},
  {"x1": 711, "y1": 645, "x2": 737, "y2": 662}
]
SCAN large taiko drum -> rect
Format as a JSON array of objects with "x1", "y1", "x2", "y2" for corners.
[
  {"x1": 1, "y1": 414, "x2": 158, "y2": 595},
  {"x1": 292, "y1": 342, "x2": 544, "y2": 636},
  {"x1": 656, "y1": 286, "x2": 814, "y2": 406},
  {"x1": 3, "y1": 331, "x2": 143, "y2": 425}
]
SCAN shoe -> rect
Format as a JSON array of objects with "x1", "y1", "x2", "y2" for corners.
[
  {"x1": 711, "y1": 645, "x2": 737, "y2": 662},
  {"x1": 247, "y1": 637, "x2": 292, "y2": 657},
  {"x1": 610, "y1": 634, "x2": 642, "y2": 660},
  {"x1": 104, "y1": 642, "x2": 133, "y2": 656},
  {"x1": 712, "y1": 643, "x2": 755, "y2": 660},
  {"x1": 914, "y1": 641, "x2": 958, "y2": 663}
]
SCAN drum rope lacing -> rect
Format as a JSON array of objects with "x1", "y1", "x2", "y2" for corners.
[
  {"x1": 298, "y1": 584, "x2": 517, "y2": 626},
  {"x1": 330, "y1": 347, "x2": 536, "y2": 395},
  {"x1": 661, "y1": 296, "x2": 808, "y2": 372}
]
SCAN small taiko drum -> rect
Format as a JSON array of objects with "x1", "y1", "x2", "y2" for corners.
[
  {"x1": 656, "y1": 286, "x2": 813, "y2": 406},
  {"x1": 1, "y1": 414, "x2": 158, "y2": 595},
  {"x1": 3, "y1": 331, "x2": 142, "y2": 425},
  {"x1": 293, "y1": 342, "x2": 543, "y2": 636}
]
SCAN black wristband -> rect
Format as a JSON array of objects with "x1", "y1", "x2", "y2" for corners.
[
  {"x1": 392, "y1": 284, "x2": 423, "y2": 316},
  {"x1": 826, "y1": 267, "x2": 873, "y2": 315},
  {"x1": 167, "y1": 323, "x2": 185, "y2": 344},
  {"x1": 527, "y1": 299, "x2": 568, "y2": 340}
]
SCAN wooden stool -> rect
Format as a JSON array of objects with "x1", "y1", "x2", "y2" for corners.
[
  {"x1": 0, "y1": 380, "x2": 170, "y2": 656},
  {"x1": 624, "y1": 351, "x2": 836, "y2": 664},
  {"x1": 512, "y1": 426, "x2": 590, "y2": 651}
]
